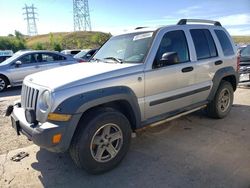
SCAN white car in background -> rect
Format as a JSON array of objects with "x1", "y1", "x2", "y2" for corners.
[
  {"x1": 0, "y1": 50, "x2": 77, "y2": 91},
  {"x1": 0, "y1": 50, "x2": 13, "y2": 63}
]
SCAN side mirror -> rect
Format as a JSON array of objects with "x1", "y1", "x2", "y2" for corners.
[
  {"x1": 15, "y1": 60, "x2": 22, "y2": 67},
  {"x1": 160, "y1": 52, "x2": 179, "y2": 65}
]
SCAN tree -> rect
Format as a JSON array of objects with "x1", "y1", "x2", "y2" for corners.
[{"x1": 14, "y1": 30, "x2": 25, "y2": 40}]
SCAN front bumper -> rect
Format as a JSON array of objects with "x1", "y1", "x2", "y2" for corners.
[{"x1": 11, "y1": 105, "x2": 79, "y2": 152}]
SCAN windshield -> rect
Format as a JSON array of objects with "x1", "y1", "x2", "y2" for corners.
[
  {"x1": 0, "y1": 51, "x2": 23, "y2": 65},
  {"x1": 92, "y1": 32, "x2": 154, "y2": 63},
  {"x1": 74, "y1": 50, "x2": 88, "y2": 58}
]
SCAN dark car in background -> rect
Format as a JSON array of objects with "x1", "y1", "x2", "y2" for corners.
[
  {"x1": 239, "y1": 45, "x2": 250, "y2": 83},
  {"x1": 74, "y1": 48, "x2": 98, "y2": 62},
  {"x1": 61, "y1": 49, "x2": 82, "y2": 56}
]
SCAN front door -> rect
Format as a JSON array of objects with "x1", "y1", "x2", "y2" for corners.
[
  {"x1": 144, "y1": 30, "x2": 199, "y2": 120},
  {"x1": 8, "y1": 53, "x2": 47, "y2": 85}
]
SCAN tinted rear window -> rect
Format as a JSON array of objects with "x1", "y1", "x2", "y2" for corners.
[
  {"x1": 190, "y1": 29, "x2": 217, "y2": 60},
  {"x1": 215, "y1": 30, "x2": 234, "y2": 56}
]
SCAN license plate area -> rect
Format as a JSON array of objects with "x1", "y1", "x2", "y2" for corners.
[
  {"x1": 11, "y1": 117, "x2": 21, "y2": 135},
  {"x1": 239, "y1": 73, "x2": 250, "y2": 82}
]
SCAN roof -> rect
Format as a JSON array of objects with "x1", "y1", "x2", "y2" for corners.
[{"x1": 115, "y1": 19, "x2": 223, "y2": 36}]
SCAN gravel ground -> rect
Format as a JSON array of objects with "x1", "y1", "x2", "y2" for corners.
[
  {"x1": 0, "y1": 87, "x2": 31, "y2": 154},
  {"x1": 0, "y1": 86, "x2": 250, "y2": 188}
]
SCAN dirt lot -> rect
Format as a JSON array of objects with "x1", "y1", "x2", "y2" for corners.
[
  {"x1": 0, "y1": 86, "x2": 250, "y2": 187},
  {"x1": 0, "y1": 87, "x2": 31, "y2": 155}
]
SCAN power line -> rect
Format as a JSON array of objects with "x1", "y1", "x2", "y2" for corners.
[
  {"x1": 23, "y1": 4, "x2": 38, "y2": 36},
  {"x1": 73, "y1": 0, "x2": 92, "y2": 31}
]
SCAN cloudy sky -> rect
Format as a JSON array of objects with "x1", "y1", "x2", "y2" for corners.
[{"x1": 0, "y1": 0, "x2": 249, "y2": 36}]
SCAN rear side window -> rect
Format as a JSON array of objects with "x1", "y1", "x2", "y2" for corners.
[
  {"x1": 214, "y1": 30, "x2": 234, "y2": 56},
  {"x1": 190, "y1": 29, "x2": 217, "y2": 60}
]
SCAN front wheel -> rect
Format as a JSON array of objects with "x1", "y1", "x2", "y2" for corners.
[
  {"x1": 206, "y1": 80, "x2": 234, "y2": 118},
  {"x1": 70, "y1": 108, "x2": 132, "y2": 174},
  {"x1": 0, "y1": 76, "x2": 8, "y2": 92}
]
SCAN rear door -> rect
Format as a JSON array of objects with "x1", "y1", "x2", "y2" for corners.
[
  {"x1": 188, "y1": 28, "x2": 221, "y2": 101},
  {"x1": 38, "y1": 53, "x2": 74, "y2": 70}
]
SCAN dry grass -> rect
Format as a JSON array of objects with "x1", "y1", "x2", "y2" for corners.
[
  {"x1": 25, "y1": 31, "x2": 111, "y2": 50},
  {"x1": 232, "y1": 36, "x2": 250, "y2": 44}
]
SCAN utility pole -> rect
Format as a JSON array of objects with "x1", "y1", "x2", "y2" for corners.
[
  {"x1": 73, "y1": 0, "x2": 92, "y2": 31},
  {"x1": 23, "y1": 4, "x2": 38, "y2": 36}
]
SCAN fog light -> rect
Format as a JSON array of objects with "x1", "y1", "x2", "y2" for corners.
[
  {"x1": 25, "y1": 109, "x2": 36, "y2": 124},
  {"x1": 52, "y1": 134, "x2": 62, "y2": 144}
]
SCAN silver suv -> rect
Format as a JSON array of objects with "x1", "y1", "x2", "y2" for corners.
[
  {"x1": 8, "y1": 19, "x2": 239, "y2": 174},
  {"x1": 0, "y1": 50, "x2": 77, "y2": 91}
]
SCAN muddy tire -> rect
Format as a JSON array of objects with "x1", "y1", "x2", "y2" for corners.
[
  {"x1": 206, "y1": 80, "x2": 234, "y2": 118},
  {"x1": 69, "y1": 108, "x2": 132, "y2": 174}
]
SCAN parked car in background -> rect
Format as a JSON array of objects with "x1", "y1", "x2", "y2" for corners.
[
  {"x1": 61, "y1": 49, "x2": 81, "y2": 56},
  {"x1": 0, "y1": 50, "x2": 77, "y2": 91},
  {"x1": 237, "y1": 45, "x2": 247, "y2": 55},
  {"x1": 239, "y1": 45, "x2": 250, "y2": 83},
  {"x1": 74, "y1": 48, "x2": 98, "y2": 62},
  {"x1": 0, "y1": 50, "x2": 13, "y2": 63}
]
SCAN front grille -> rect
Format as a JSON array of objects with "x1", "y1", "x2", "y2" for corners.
[{"x1": 21, "y1": 84, "x2": 39, "y2": 110}]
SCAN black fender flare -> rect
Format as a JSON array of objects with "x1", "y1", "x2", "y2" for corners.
[
  {"x1": 53, "y1": 86, "x2": 141, "y2": 149},
  {"x1": 208, "y1": 67, "x2": 239, "y2": 101}
]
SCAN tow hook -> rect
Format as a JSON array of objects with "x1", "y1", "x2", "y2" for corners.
[
  {"x1": 5, "y1": 102, "x2": 21, "y2": 117},
  {"x1": 5, "y1": 105, "x2": 13, "y2": 116}
]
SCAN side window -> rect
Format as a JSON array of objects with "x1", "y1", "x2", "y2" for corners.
[
  {"x1": 190, "y1": 29, "x2": 218, "y2": 60},
  {"x1": 36, "y1": 53, "x2": 66, "y2": 63},
  {"x1": 53, "y1": 54, "x2": 66, "y2": 61},
  {"x1": 153, "y1": 30, "x2": 189, "y2": 68},
  {"x1": 214, "y1": 30, "x2": 234, "y2": 56},
  {"x1": 71, "y1": 50, "x2": 80, "y2": 55},
  {"x1": 19, "y1": 54, "x2": 37, "y2": 64},
  {"x1": 42, "y1": 53, "x2": 54, "y2": 62}
]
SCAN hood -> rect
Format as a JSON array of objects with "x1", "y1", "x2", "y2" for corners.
[{"x1": 25, "y1": 62, "x2": 139, "y2": 91}]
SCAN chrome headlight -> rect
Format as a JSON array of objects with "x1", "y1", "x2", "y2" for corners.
[{"x1": 39, "y1": 90, "x2": 52, "y2": 112}]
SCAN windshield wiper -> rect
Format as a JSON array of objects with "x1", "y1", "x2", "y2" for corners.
[
  {"x1": 104, "y1": 57, "x2": 123, "y2": 64},
  {"x1": 91, "y1": 58, "x2": 102, "y2": 62}
]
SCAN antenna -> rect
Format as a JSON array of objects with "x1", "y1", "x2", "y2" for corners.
[
  {"x1": 73, "y1": 0, "x2": 92, "y2": 31},
  {"x1": 23, "y1": 4, "x2": 38, "y2": 36}
]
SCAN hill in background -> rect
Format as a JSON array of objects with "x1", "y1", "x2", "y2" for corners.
[
  {"x1": 232, "y1": 36, "x2": 250, "y2": 44},
  {"x1": 0, "y1": 31, "x2": 249, "y2": 52},
  {"x1": 26, "y1": 31, "x2": 112, "y2": 51},
  {"x1": 0, "y1": 31, "x2": 112, "y2": 52}
]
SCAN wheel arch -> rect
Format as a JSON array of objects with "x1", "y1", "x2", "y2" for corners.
[
  {"x1": 208, "y1": 67, "x2": 238, "y2": 101},
  {"x1": 0, "y1": 73, "x2": 10, "y2": 86},
  {"x1": 53, "y1": 86, "x2": 141, "y2": 150}
]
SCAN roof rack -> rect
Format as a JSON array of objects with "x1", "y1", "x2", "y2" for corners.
[
  {"x1": 135, "y1": 27, "x2": 148, "y2": 30},
  {"x1": 177, "y1": 19, "x2": 222, "y2": 26}
]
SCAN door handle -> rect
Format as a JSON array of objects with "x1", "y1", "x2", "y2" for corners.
[
  {"x1": 182, "y1": 66, "x2": 193, "y2": 73},
  {"x1": 215, "y1": 60, "x2": 223, "y2": 65}
]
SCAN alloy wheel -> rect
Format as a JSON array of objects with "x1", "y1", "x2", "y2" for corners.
[
  {"x1": 90, "y1": 123, "x2": 123, "y2": 163},
  {"x1": 218, "y1": 88, "x2": 231, "y2": 112}
]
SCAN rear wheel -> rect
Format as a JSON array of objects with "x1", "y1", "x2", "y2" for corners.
[
  {"x1": 0, "y1": 76, "x2": 8, "y2": 92},
  {"x1": 70, "y1": 108, "x2": 131, "y2": 174},
  {"x1": 206, "y1": 80, "x2": 234, "y2": 118}
]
